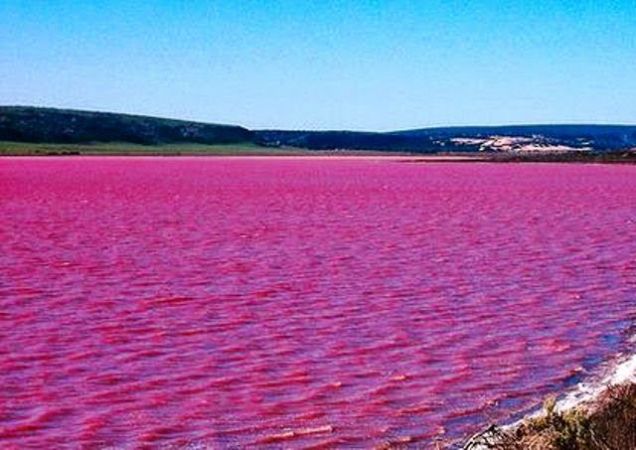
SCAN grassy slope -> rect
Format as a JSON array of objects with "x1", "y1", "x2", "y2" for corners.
[
  {"x1": 0, "y1": 141, "x2": 318, "y2": 156},
  {"x1": 0, "y1": 141, "x2": 428, "y2": 156}
]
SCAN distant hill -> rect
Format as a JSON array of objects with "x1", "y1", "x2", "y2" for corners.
[
  {"x1": 0, "y1": 106, "x2": 252, "y2": 145},
  {"x1": 253, "y1": 130, "x2": 430, "y2": 152},
  {"x1": 254, "y1": 125, "x2": 636, "y2": 153},
  {"x1": 2, "y1": 106, "x2": 636, "y2": 153}
]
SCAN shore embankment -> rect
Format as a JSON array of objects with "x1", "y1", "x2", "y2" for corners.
[{"x1": 464, "y1": 353, "x2": 636, "y2": 450}]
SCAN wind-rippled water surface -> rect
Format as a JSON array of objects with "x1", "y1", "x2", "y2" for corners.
[{"x1": 1, "y1": 157, "x2": 635, "y2": 448}]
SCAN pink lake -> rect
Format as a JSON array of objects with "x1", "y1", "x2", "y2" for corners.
[{"x1": 1, "y1": 157, "x2": 635, "y2": 448}]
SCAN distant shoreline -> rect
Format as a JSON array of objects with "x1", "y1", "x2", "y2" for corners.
[
  {"x1": 3, "y1": 106, "x2": 636, "y2": 156},
  {"x1": 1, "y1": 141, "x2": 636, "y2": 164}
]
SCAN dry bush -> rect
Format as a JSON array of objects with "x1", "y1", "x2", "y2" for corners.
[{"x1": 463, "y1": 383, "x2": 636, "y2": 450}]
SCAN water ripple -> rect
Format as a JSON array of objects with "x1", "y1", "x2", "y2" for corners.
[{"x1": 1, "y1": 157, "x2": 635, "y2": 447}]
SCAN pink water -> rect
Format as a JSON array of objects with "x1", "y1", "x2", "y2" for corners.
[{"x1": 1, "y1": 157, "x2": 635, "y2": 448}]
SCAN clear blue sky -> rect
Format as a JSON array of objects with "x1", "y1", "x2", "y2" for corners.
[{"x1": 1, "y1": 1, "x2": 635, "y2": 130}]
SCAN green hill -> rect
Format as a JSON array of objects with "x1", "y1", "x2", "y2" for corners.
[
  {"x1": 2, "y1": 106, "x2": 636, "y2": 155},
  {"x1": 0, "y1": 106, "x2": 252, "y2": 145}
]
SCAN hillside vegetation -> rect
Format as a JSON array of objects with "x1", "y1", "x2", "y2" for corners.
[
  {"x1": 2, "y1": 106, "x2": 636, "y2": 154},
  {"x1": 255, "y1": 125, "x2": 636, "y2": 153},
  {"x1": 0, "y1": 106, "x2": 252, "y2": 145}
]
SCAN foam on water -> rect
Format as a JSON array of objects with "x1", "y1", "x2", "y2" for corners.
[{"x1": 556, "y1": 347, "x2": 636, "y2": 413}]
